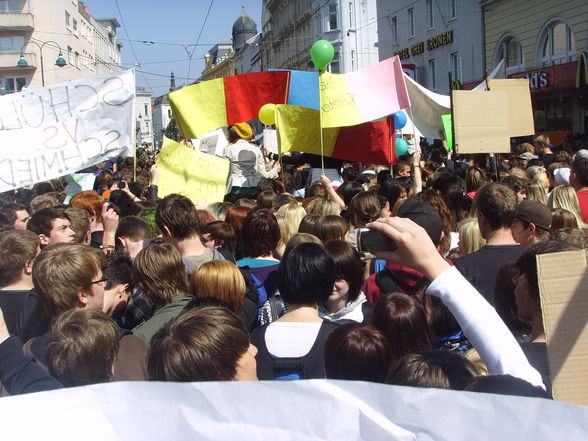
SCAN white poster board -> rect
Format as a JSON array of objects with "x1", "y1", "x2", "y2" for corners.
[
  {"x1": 0, "y1": 70, "x2": 135, "y2": 192},
  {"x1": 191, "y1": 127, "x2": 229, "y2": 157}
]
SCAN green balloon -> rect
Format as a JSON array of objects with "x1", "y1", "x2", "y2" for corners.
[{"x1": 310, "y1": 40, "x2": 334, "y2": 70}]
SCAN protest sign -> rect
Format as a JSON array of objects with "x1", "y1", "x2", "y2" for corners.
[
  {"x1": 452, "y1": 90, "x2": 510, "y2": 153},
  {"x1": 191, "y1": 127, "x2": 229, "y2": 157},
  {"x1": 0, "y1": 70, "x2": 134, "y2": 193},
  {"x1": 488, "y1": 78, "x2": 535, "y2": 137},
  {"x1": 1, "y1": 380, "x2": 587, "y2": 440},
  {"x1": 441, "y1": 114, "x2": 453, "y2": 150},
  {"x1": 319, "y1": 56, "x2": 410, "y2": 128},
  {"x1": 262, "y1": 129, "x2": 278, "y2": 155},
  {"x1": 537, "y1": 249, "x2": 588, "y2": 406},
  {"x1": 64, "y1": 173, "x2": 96, "y2": 203},
  {"x1": 156, "y1": 137, "x2": 229, "y2": 207}
]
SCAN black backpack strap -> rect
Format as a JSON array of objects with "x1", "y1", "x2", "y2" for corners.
[
  {"x1": 375, "y1": 268, "x2": 400, "y2": 294},
  {"x1": 361, "y1": 302, "x2": 374, "y2": 324}
]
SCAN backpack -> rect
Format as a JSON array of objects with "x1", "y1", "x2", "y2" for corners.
[
  {"x1": 239, "y1": 267, "x2": 269, "y2": 332},
  {"x1": 374, "y1": 268, "x2": 430, "y2": 296}
]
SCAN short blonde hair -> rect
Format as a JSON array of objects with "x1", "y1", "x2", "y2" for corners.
[
  {"x1": 526, "y1": 182, "x2": 548, "y2": 205},
  {"x1": 311, "y1": 198, "x2": 341, "y2": 216},
  {"x1": 458, "y1": 217, "x2": 486, "y2": 256},
  {"x1": 277, "y1": 202, "x2": 306, "y2": 243},
  {"x1": 189, "y1": 260, "x2": 245, "y2": 313}
]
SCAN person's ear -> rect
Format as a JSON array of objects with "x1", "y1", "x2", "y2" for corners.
[
  {"x1": 117, "y1": 283, "x2": 130, "y2": 299},
  {"x1": 529, "y1": 223, "x2": 537, "y2": 236},
  {"x1": 24, "y1": 259, "x2": 33, "y2": 276},
  {"x1": 163, "y1": 226, "x2": 173, "y2": 238},
  {"x1": 118, "y1": 236, "x2": 127, "y2": 249},
  {"x1": 76, "y1": 289, "x2": 89, "y2": 307},
  {"x1": 38, "y1": 234, "x2": 49, "y2": 246}
]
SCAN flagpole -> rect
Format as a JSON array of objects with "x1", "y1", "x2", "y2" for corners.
[{"x1": 318, "y1": 70, "x2": 325, "y2": 175}]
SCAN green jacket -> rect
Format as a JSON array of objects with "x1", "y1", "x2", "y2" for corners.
[{"x1": 132, "y1": 293, "x2": 194, "y2": 344}]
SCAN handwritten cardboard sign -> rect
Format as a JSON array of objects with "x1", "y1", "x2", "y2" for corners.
[
  {"x1": 156, "y1": 137, "x2": 230, "y2": 208},
  {"x1": 0, "y1": 70, "x2": 135, "y2": 192}
]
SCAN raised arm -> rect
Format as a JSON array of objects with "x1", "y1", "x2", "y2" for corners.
[
  {"x1": 367, "y1": 217, "x2": 545, "y2": 389},
  {"x1": 320, "y1": 174, "x2": 346, "y2": 210}
]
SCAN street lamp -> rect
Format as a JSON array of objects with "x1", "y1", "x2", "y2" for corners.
[{"x1": 17, "y1": 40, "x2": 67, "y2": 87}]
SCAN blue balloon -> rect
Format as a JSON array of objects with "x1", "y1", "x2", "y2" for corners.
[
  {"x1": 393, "y1": 111, "x2": 408, "y2": 130},
  {"x1": 395, "y1": 138, "x2": 408, "y2": 156}
]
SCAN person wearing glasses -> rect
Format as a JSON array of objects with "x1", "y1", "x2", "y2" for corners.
[{"x1": 14, "y1": 243, "x2": 149, "y2": 381}]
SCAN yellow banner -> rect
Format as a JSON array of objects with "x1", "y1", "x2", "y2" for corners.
[
  {"x1": 319, "y1": 70, "x2": 363, "y2": 128},
  {"x1": 168, "y1": 78, "x2": 227, "y2": 139},
  {"x1": 156, "y1": 137, "x2": 230, "y2": 207},
  {"x1": 275, "y1": 104, "x2": 339, "y2": 155}
]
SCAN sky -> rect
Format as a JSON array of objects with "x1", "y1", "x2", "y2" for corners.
[{"x1": 83, "y1": 0, "x2": 262, "y2": 97}]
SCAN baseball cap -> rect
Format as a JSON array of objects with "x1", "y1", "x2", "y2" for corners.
[
  {"x1": 397, "y1": 200, "x2": 443, "y2": 246},
  {"x1": 515, "y1": 200, "x2": 552, "y2": 231}
]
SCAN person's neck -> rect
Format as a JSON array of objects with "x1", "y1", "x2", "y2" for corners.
[
  {"x1": 176, "y1": 236, "x2": 206, "y2": 257},
  {"x1": 277, "y1": 304, "x2": 322, "y2": 322},
  {"x1": 485, "y1": 228, "x2": 517, "y2": 245},
  {"x1": 531, "y1": 310, "x2": 545, "y2": 342},
  {"x1": 0, "y1": 280, "x2": 33, "y2": 291},
  {"x1": 324, "y1": 297, "x2": 348, "y2": 314}
]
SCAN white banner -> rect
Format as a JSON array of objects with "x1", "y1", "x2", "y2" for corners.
[
  {"x1": 0, "y1": 380, "x2": 587, "y2": 440},
  {"x1": 0, "y1": 70, "x2": 135, "y2": 193}
]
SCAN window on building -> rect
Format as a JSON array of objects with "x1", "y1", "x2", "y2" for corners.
[
  {"x1": 0, "y1": 35, "x2": 25, "y2": 53},
  {"x1": 426, "y1": 0, "x2": 434, "y2": 28},
  {"x1": 74, "y1": 51, "x2": 79, "y2": 68},
  {"x1": 0, "y1": 0, "x2": 21, "y2": 13},
  {"x1": 448, "y1": 0, "x2": 457, "y2": 19},
  {"x1": 428, "y1": 59, "x2": 436, "y2": 91},
  {"x1": 450, "y1": 52, "x2": 461, "y2": 82},
  {"x1": 495, "y1": 36, "x2": 523, "y2": 73},
  {"x1": 328, "y1": 3, "x2": 338, "y2": 31},
  {"x1": 408, "y1": 8, "x2": 414, "y2": 38},
  {"x1": 538, "y1": 20, "x2": 576, "y2": 66},
  {"x1": 330, "y1": 49, "x2": 340, "y2": 73},
  {"x1": 67, "y1": 45, "x2": 72, "y2": 64},
  {"x1": 73, "y1": 19, "x2": 78, "y2": 36},
  {"x1": 351, "y1": 49, "x2": 356, "y2": 70},
  {"x1": 348, "y1": 2, "x2": 353, "y2": 25},
  {"x1": 389, "y1": 16, "x2": 398, "y2": 45},
  {"x1": 144, "y1": 104, "x2": 148, "y2": 115},
  {"x1": 65, "y1": 11, "x2": 70, "y2": 30},
  {"x1": 3, "y1": 76, "x2": 26, "y2": 93}
]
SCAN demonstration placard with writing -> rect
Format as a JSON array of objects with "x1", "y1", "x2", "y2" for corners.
[
  {"x1": 156, "y1": 137, "x2": 230, "y2": 208},
  {"x1": 0, "y1": 70, "x2": 135, "y2": 193}
]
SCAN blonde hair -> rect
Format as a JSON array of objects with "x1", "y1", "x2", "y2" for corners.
[
  {"x1": 509, "y1": 167, "x2": 530, "y2": 181},
  {"x1": 311, "y1": 198, "x2": 341, "y2": 216},
  {"x1": 550, "y1": 208, "x2": 579, "y2": 235},
  {"x1": 533, "y1": 135, "x2": 550, "y2": 147},
  {"x1": 526, "y1": 166, "x2": 549, "y2": 190},
  {"x1": 518, "y1": 142, "x2": 535, "y2": 154},
  {"x1": 526, "y1": 182, "x2": 548, "y2": 205},
  {"x1": 458, "y1": 217, "x2": 486, "y2": 256},
  {"x1": 274, "y1": 213, "x2": 288, "y2": 254},
  {"x1": 277, "y1": 202, "x2": 306, "y2": 243},
  {"x1": 548, "y1": 185, "x2": 585, "y2": 227},
  {"x1": 189, "y1": 260, "x2": 245, "y2": 313}
]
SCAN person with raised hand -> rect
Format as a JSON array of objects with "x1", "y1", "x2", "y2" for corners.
[{"x1": 366, "y1": 217, "x2": 545, "y2": 390}]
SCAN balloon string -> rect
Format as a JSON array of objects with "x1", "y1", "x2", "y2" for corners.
[{"x1": 319, "y1": 70, "x2": 325, "y2": 174}]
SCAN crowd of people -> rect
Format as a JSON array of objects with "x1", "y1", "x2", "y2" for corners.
[{"x1": 1, "y1": 123, "x2": 587, "y2": 401}]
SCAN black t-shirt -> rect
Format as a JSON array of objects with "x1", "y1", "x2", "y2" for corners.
[
  {"x1": 454, "y1": 244, "x2": 525, "y2": 306},
  {"x1": 0, "y1": 289, "x2": 32, "y2": 334},
  {"x1": 520, "y1": 341, "x2": 552, "y2": 395}
]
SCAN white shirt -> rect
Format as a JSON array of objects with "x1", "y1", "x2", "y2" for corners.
[
  {"x1": 223, "y1": 139, "x2": 278, "y2": 188},
  {"x1": 264, "y1": 322, "x2": 322, "y2": 358}
]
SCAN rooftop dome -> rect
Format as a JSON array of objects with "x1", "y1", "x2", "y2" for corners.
[{"x1": 232, "y1": 9, "x2": 257, "y2": 51}]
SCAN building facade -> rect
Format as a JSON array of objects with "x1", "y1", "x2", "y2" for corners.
[
  {"x1": 261, "y1": 0, "x2": 379, "y2": 73},
  {"x1": 0, "y1": 0, "x2": 122, "y2": 93},
  {"x1": 135, "y1": 87, "x2": 153, "y2": 148},
  {"x1": 377, "y1": 0, "x2": 484, "y2": 94},
  {"x1": 483, "y1": 0, "x2": 587, "y2": 134}
]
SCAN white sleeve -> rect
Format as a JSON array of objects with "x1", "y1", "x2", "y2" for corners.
[
  {"x1": 255, "y1": 150, "x2": 278, "y2": 179},
  {"x1": 426, "y1": 266, "x2": 545, "y2": 389}
]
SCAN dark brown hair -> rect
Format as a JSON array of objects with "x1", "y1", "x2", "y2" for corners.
[
  {"x1": 44, "y1": 309, "x2": 119, "y2": 387},
  {"x1": 147, "y1": 306, "x2": 249, "y2": 381},
  {"x1": 371, "y1": 293, "x2": 431, "y2": 361},
  {"x1": 240, "y1": 208, "x2": 280, "y2": 258},
  {"x1": 325, "y1": 240, "x2": 363, "y2": 302},
  {"x1": 324, "y1": 323, "x2": 390, "y2": 383},
  {"x1": 348, "y1": 191, "x2": 381, "y2": 228},
  {"x1": 475, "y1": 183, "x2": 518, "y2": 230},
  {"x1": 155, "y1": 194, "x2": 201, "y2": 240},
  {"x1": 0, "y1": 230, "x2": 39, "y2": 287}
]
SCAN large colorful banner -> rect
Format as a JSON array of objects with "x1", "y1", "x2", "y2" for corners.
[
  {"x1": 156, "y1": 137, "x2": 229, "y2": 207},
  {"x1": 168, "y1": 71, "x2": 290, "y2": 139},
  {"x1": 0, "y1": 70, "x2": 135, "y2": 193},
  {"x1": 276, "y1": 105, "x2": 393, "y2": 165},
  {"x1": 319, "y1": 56, "x2": 410, "y2": 128}
]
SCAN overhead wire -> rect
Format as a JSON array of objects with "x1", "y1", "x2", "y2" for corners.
[{"x1": 186, "y1": 0, "x2": 215, "y2": 84}]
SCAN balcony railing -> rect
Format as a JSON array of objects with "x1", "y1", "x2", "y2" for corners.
[{"x1": 0, "y1": 12, "x2": 34, "y2": 30}]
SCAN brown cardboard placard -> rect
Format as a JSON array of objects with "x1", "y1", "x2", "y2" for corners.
[
  {"x1": 452, "y1": 90, "x2": 510, "y2": 153},
  {"x1": 536, "y1": 249, "x2": 588, "y2": 406},
  {"x1": 488, "y1": 79, "x2": 535, "y2": 137}
]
